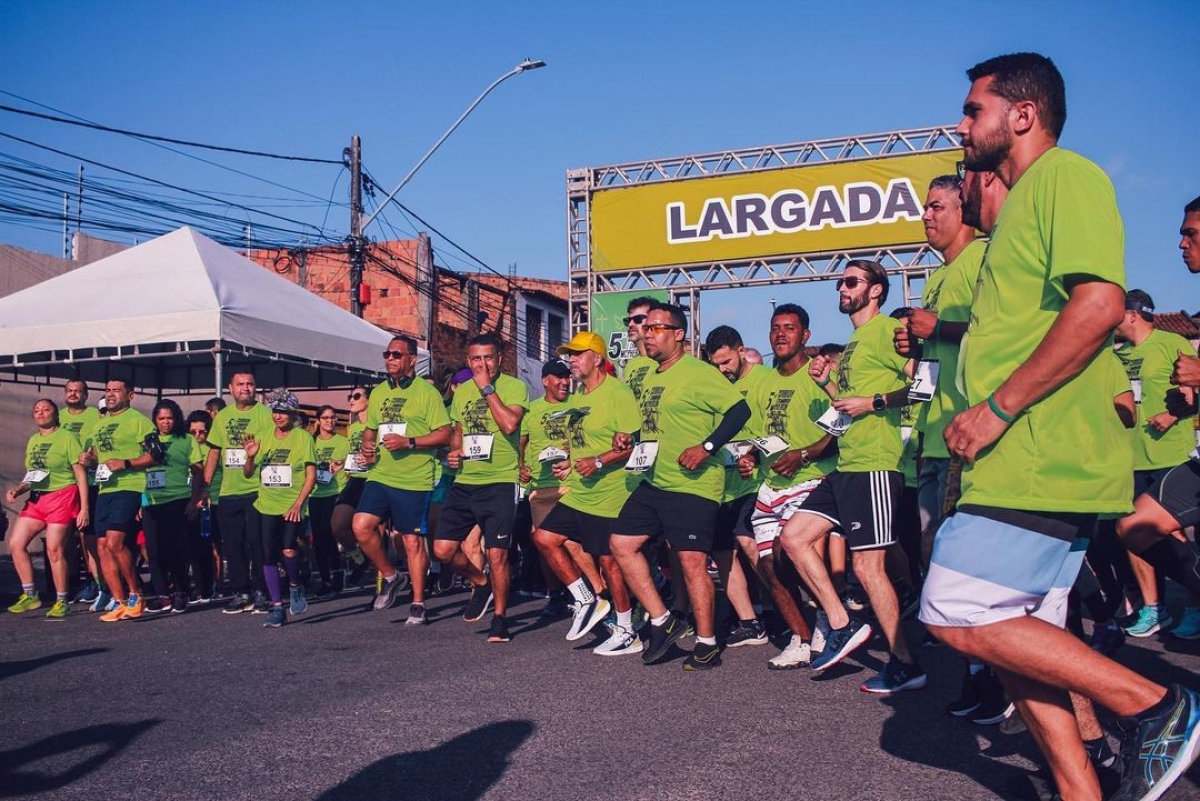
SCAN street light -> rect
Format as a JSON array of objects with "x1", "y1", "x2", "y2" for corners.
[{"x1": 360, "y1": 58, "x2": 547, "y2": 234}]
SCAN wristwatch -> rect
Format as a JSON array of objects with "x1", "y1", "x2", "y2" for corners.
[
  {"x1": 407, "y1": 437, "x2": 417, "y2": 450},
  {"x1": 123, "y1": 459, "x2": 132, "y2": 471},
  {"x1": 702, "y1": 441, "x2": 716, "y2": 453},
  {"x1": 481, "y1": 384, "x2": 496, "y2": 397},
  {"x1": 872, "y1": 394, "x2": 886, "y2": 412},
  {"x1": 594, "y1": 457, "x2": 604, "y2": 470},
  {"x1": 799, "y1": 449, "x2": 811, "y2": 467}
]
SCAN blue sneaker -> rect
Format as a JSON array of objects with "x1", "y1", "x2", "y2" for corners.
[
  {"x1": 861, "y1": 657, "x2": 928, "y2": 694},
  {"x1": 810, "y1": 616, "x2": 872, "y2": 672},
  {"x1": 263, "y1": 605, "x2": 286, "y2": 628},
  {"x1": 289, "y1": 585, "x2": 308, "y2": 617},
  {"x1": 73, "y1": 580, "x2": 100, "y2": 604},
  {"x1": 1125, "y1": 604, "x2": 1173, "y2": 638},
  {"x1": 1172, "y1": 607, "x2": 1200, "y2": 640},
  {"x1": 1112, "y1": 684, "x2": 1200, "y2": 801},
  {"x1": 89, "y1": 589, "x2": 114, "y2": 613}
]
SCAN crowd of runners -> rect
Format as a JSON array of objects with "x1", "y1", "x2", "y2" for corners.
[{"x1": 6, "y1": 52, "x2": 1200, "y2": 801}]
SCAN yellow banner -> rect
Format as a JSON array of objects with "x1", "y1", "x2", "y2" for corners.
[{"x1": 591, "y1": 151, "x2": 960, "y2": 272}]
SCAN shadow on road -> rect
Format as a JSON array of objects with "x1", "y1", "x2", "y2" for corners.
[
  {"x1": 0, "y1": 647, "x2": 109, "y2": 681},
  {"x1": 316, "y1": 720, "x2": 535, "y2": 801},
  {"x1": 0, "y1": 719, "x2": 160, "y2": 797}
]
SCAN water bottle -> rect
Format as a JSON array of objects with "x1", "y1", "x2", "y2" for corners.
[{"x1": 200, "y1": 504, "x2": 211, "y2": 539}]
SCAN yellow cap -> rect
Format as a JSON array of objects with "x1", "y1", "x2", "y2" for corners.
[{"x1": 556, "y1": 330, "x2": 606, "y2": 357}]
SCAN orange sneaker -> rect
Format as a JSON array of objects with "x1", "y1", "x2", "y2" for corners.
[
  {"x1": 123, "y1": 593, "x2": 145, "y2": 619},
  {"x1": 99, "y1": 603, "x2": 127, "y2": 623}
]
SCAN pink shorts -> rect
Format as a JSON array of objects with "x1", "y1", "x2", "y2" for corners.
[{"x1": 20, "y1": 484, "x2": 81, "y2": 526}]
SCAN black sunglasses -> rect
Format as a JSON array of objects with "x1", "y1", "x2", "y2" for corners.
[
  {"x1": 623, "y1": 314, "x2": 648, "y2": 326},
  {"x1": 382, "y1": 350, "x2": 413, "y2": 359},
  {"x1": 956, "y1": 160, "x2": 966, "y2": 180},
  {"x1": 836, "y1": 276, "x2": 872, "y2": 290},
  {"x1": 643, "y1": 322, "x2": 683, "y2": 333},
  {"x1": 347, "y1": 392, "x2": 365, "y2": 401}
]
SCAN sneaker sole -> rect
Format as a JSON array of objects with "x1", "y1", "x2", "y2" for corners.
[
  {"x1": 947, "y1": 701, "x2": 983, "y2": 717},
  {"x1": 1139, "y1": 690, "x2": 1200, "y2": 801},
  {"x1": 970, "y1": 703, "x2": 1015, "y2": 725},
  {"x1": 1172, "y1": 629, "x2": 1200, "y2": 641},
  {"x1": 463, "y1": 592, "x2": 494, "y2": 623},
  {"x1": 405, "y1": 617, "x2": 428, "y2": 626},
  {"x1": 566, "y1": 599, "x2": 612, "y2": 642},
  {"x1": 486, "y1": 634, "x2": 511, "y2": 643},
  {"x1": 683, "y1": 652, "x2": 722, "y2": 671},
  {"x1": 727, "y1": 636, "x2": 769, "y2": 648},
  {"x1": 811, "y1": 622, "x2": 873, "y2": 672},
  {"x1": 767, "y1": 658, "x2": 809, "y2": 671},
  {"x1": 861, "y1": 674, "x2": 928, "y2": 694},
  {"x1": 594, "y1": 641, "x2": 643, "y2": 657}
]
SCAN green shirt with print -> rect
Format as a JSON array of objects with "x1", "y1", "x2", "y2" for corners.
[
  {"x1": 24, "y1": 428, "x2": 83, "y2": 493},
  {"x1": 634, "y1": 354, "x2": 744, "y2": 500},
  {"x1": 60, "y1": 406, "x2": 100, "y2": 448},
  {"x1": 834, "y1": 313, "x2": 909, "y2": 473},
  {"x1": 366, "y1": 377, "x2": 450, "y2": 492},
  {"x1": 345, "y1": 421, "x2": 372, "y2": 479},
  {"x1": 91, "y1": 408, "x2": 156, "y2": 494},
  {"x1": 1116, "y1": 329, "x2": 1197, "y2": 471},
  {"x1": 312, "y1": 434, "x2": 351, "y2": 498},
  {"x1": 750, "y1": 366, "x2": 837, "y2": 491},
  {"x1": 450, "y1": 374, "x2": 530, "y2": 486},
  {"x1": 623, "y1": 354, "x2": 658, "y2": 402},
  {"x1": 960, "y1": 147, "x2": 1131, "y2": 513},
  {"x1": 253, "y1": 426, "x2": 317, "y2": 517},
  {"x1": 194, "y1": 439, "x2": 223, "y2": 503},
  {"x1": 899, "y1": 403, "x2": 920, "y2": 489},
  {"x1": 208, "y1": 403, "x2": 275, "y2": 499},
  {"x1": 722, "y1": 364, "x2": 770, "y2": 502},
  {"x1": 561, "y1": 377, "x2": 643, "y2": 518},
  {"x1": 522, "y1": 396, "x2": 572, "y2": 491},
  {"x1": 145, "y1": 434, "x2": 202, "y2": 505},
  {"x1": 917, "y1": 238, "x2": 986, "y2": 459}
]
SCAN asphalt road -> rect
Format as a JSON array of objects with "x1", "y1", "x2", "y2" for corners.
[{"x1": 2, "y1": 570, "x2": 1199, "y2": 801}]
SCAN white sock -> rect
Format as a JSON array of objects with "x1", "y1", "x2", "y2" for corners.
[
  {"x1": 696, "y1": 635, "x2": 717, "y2": 646},
  {"x1": 616, "y1": 609, "x2": 633, "y2": 629},
  {"x1": 651, "y1": 612, "x2": 670, "y2": 627},
  {"x1": 567, "y1": 578, "x2": 593, "y2": 604}
]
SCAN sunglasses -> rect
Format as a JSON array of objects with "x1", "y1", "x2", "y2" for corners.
[
  {"x1": 643, "y1": 323, "x2": 683, "y2": 334},
  {"x1": 347, "y1": 392, "x2": 365, "y2": 401},
  {"x1": 382, "y1": 350, "x2": 413, "y2": 359},
  {"x1": 956, "y1": 160, "x2": 966, "y2": 180},
  {"x1": 835, "y1": 276, "x2": 872, "y2": 290},
  {"x1": 623, "y1": 314, "x2": 648, "y2": 326}
]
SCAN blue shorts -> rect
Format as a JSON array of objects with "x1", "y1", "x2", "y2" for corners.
[
  {"x1": 357, "y1": 481, "x2": 430, "y2": 534},
  {"x1": 919, "y1": 507, "x2": 1090, "y2": 629},
  {"x1": 94, "y1": 491, "x2": 142, "y2": 537}
]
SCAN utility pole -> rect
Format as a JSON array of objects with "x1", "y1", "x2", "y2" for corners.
[
  {"x1": 348, "y1": 135, "x2": 365, "y2": 317},
  {"x1": 417, "y1": 232, "x2": 436, "y2": 346},
  {"x1": 62, "y1": 193, "x2": 69, "y2": 259}
]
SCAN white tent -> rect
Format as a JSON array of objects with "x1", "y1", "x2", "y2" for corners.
[{"x1": 0, "y1": 227, "x2": 429, "y2": 392}]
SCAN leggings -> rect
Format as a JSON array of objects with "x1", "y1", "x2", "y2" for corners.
[
  {"x1": 143, "y1": 499, "x2": 190, "y2": 597},
  {"x1": 309, "y1": 495, "x2": 340, "y2": 584},
  {"x1": 219, "y1": 494, "x2": 263, "y2": 595}
]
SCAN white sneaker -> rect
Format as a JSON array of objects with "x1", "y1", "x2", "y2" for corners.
[
  {"x1": 810, "y1": 609, "x2": 830, "y2": 655},
  {"x1": 593, "y1": 625, "x2": 643, "y2": 656},
  {"x1": 768, "y1": 636, "x2": 811, "y2": 670},
  {"x1": 567, "y1": 597, "x2": 611, "y2": 641}
]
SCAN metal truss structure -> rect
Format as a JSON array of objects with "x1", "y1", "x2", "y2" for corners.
[{"x1": 567, "y1": 125, "x2": 962, "y2": 336}]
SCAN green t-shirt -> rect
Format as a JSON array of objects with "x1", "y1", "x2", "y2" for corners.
[
  {"x1": 834, "y1": 313, "x2": 909, "y2": 473},
  {"x1": 252, "y1": 426, "x2": 317, "y2": 517},
  {"x1": 1116, "y1": 330, "x2": 1197, "y2": 471},
  {"x1": 312, "y1": 433, "x2": 351, "y2": 498},
  {"x1": 450, "y1": 374, "x2": 530, "y2": 486},
  {"x1": 917, "y1": 239, "x2": 986, "y2": 459},
  {"x1": 145, "y1": 434, "x2": 201, "y2": 506},
  {"x1": 91, "y1": 408, "x2": 156, "y2": 495},
  {"x1": 899, "y1": 403, "x2": 920, "y2": 489},
  {"x1": 345, "y1": 421, "x2": 371, "y2": 478},
  {"x1": 634, "y1": 354, "x2": 744, "y2": 500},
  {"x1": 623, "y1": 354, "x2": 658, "y2": 402},
  {"x1": 960, "y1": 147, "x2": 1131, "y2": 513},
  {"x1": 60, "y1": 406, "x2": 100, "y2": 448},
  {"x1": 722, "y1": 364, "x2": 770, "y2": 502},
  {"x1": 194, "y1": 439, "x2": 223, "y2": 503},
  {"x1": 208, "y1": 403, "x2": 275, "y2": 499},
  {"x1": 24, "y1": 428, "x2": 83, "y2": 493},
  {"x1": 561, "y1": 377, "x2": 643, "y2": 518},
  {"x1": 366, "y1": 376, "x2": 451, "y2": 492},
  {"x1": 751, "y1": 366, "x2": 837, "y2": 490},
  {"x1": 522, "y1": 396, "x2": 572, "y2": 491}
]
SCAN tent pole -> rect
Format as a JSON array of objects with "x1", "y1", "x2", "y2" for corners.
[{"x1": 213, "y1": 347, "x2": 223, "y2": 400}]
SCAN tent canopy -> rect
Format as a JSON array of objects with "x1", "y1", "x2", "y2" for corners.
[{"x1": 0, "y1": 227, "x2": 427, "y2": 393}]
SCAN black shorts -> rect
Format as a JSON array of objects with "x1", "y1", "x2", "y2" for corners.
[
  {"x1": 94, "y1": 491, "x2": 141, "y2": 537},
  {"x1": 260, "y1": 515, "x2": 305, "y2": 562},
  {"x1": 357, "y1": 481, "x2": 429, "y2": 533},
  {"x1": 1135, "y1": 466, "x2": 1174, "y2": 499},
  {"x1": 714, "y1": 493, "x2": 755, "y2": 551},
  {"x1": 437, "y1": 482, "x2": 519, "y2": 550},
  {"x1": 796, "y1": 470, "x2": 902, "y2": 551},
  {"x1": 540, "y1": 502, "x2": 613, "y2": 557},
  {"x1": 1146, "y1": 460, "x2": 1200, "y2": 529},
  {"x1": 335, "y1": 477, "x2": 367, "y2": 509},
  {"x1": 612, "y1": 482, "x2": 718, "y2": 553}
]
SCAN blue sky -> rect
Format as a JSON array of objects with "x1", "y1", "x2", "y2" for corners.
[{"x1": 1, "y1": 1, "x2": 1196, "y2": 352}]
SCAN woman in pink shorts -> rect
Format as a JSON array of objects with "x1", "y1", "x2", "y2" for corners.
[{"x1": 5, "y1": 398, "x2": 90, "y2": 619}]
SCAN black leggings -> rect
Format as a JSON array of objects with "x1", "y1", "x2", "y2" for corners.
[
  {"x1": 309, "y1": 495, "x2": 340, "y2": 584},
  {"x1": 186, "y1": 504, "x2": 222, "y2": 596},
  {"x1": 219, "y1": 494, "x2": 263, "y2": 595},
  {"x1": 260, "y1": 515, "x2": 305, "y2": 564},
  {"x1": 143, "y1": 499, "x2": 190, "y2": 597}
]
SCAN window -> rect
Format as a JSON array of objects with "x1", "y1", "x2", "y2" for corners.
[
  {"x1": 548, "y1": 313, "x2": 565, "y2": 353},
  {"x1": 526, "y1": 306, "x2": 544, "y2": 358}
]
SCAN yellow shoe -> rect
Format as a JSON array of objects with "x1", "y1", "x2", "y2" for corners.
[
  {"x1": 46, "y1": 599, "x2": 70, "y2": 619},
  {"x1": 123, "y1": 593, "x2": 145, "y2": 619},
  {"x1": 7, "y1": 592, "x2": 42, "y2": 614},
  {"x1": 99, "y1": 603, "x2": 127, "y2": 622}
]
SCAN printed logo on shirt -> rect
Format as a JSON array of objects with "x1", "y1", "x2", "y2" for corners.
[
  {"x1": 224, "y1": 418, "x2": 253, "y2": 446},
  {"x1": 28, "y1": 442, "x2": 52, "y2": 470},
  {"x1": 462, "y1": 399, "x2": 492, "y2": 436},
  {"x1": 640, "y1": 387, "x2": 665, "y2": 435},
  {"x1": 627, "y1": 366, "x2": 653, "y2": 401},
  {"x1": 94, "y1": 423, "x2": 119, "y2": 453},
  {"x1": 765, "y1": 389, "x2": 795, "y2": 438},
  {"x1": 836, "y1": 341, "x2": 859, "y2": 395},
  {"x1": 380, "y1": 396, "x2": 409, "y2": 422}
]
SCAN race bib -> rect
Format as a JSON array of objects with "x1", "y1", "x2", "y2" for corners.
[
  {"x1": 538, "y1": 446, "x2": 569, "y2": 463},
  {"x1": 751, "y1": 435, "x2": 790, "y2": 457},
  {"x1": 224, "y1": 448, "x2": 247, "y2": 468},
  {"x1": 624, "y1": 441, "x2": 659, "y2": 472},
  {"x1": 94, "y1": 464, "x2": 113, "y2": 483},
  {"x1": 145, "y1": 469, "x2": 167, "y2": 490},
  {"x1": 1131, "y1": 379, "x2": 1143, "y2": 405},
  {"x1": 22, "y1": 469, "x2": 49, "y2": 485},
  {"x1": 379, "y1": 422, "x2": 408, "y2": 438},
  {"x1": 261, "y1": 465, "x2": 293, "y2": 488},
  {"x1": 463, "y1": 434, "x2": 495, "y2": 461},
  {"x1": 344, "y1": 453, "x2": 367, "y2": 473},
  {"x1": 909, "y1": 360, "x2": 940, "y2": 403},
  {"x1": 721, "y1": 441, "x2": 752, "y2": 468},
  {"x1": 316, "y1": 468, "x2": 334, "y2": 485},
  {"x1": 815, "y1": 405, "x2": 853, "y2": 438}
]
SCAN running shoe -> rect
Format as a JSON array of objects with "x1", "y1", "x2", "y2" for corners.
[
  {"x1": 1172, "y1": 607, "x2": 1200, "y2": 640},
  {"x1": 99, "y1": 602, "x2": 126, "y2": 622},
  {"x1": 968, "y1": 673, "x2": 1013, "y2": 725},
  {"x1": 124, "y1": 593, "x2": 144, "y2": 619},
  {"x1": 263, "y1": 605, "x2": 286, "y2": 628},
  {"x1": 72, "y1": 580, "x2": 100, "y2": 605},
  {"x1": 171, "y1": 592, "x2": 188, "y2": 614},
  {"x1": 251, "y1": 591, "x2": 270, "y2": 615},
  {"x1": 45, "y1": 599, "x2": 70, "y2": 620},
  {"x1": 486, "y1": 616, "x2": 511, "y2": 643},
  {"x1": 567, "y1": 597, "x2": 611, "y2": 641},
  {"x1": 7, "y1": 592, "x2": 42, "y2": 614},
  {"x1": 683, "y1": 641, "x2": 722, "y2": 671},
  {"x1": 594, "y1": 625, "x2": 643, "y2": 656},
  {"x1": 810, "y1": 609, "x2": 830, "y2": 655},
  {"x1": 313, "y1": 582, "x2": 336, "y2": 601},
  {"x1": 1124, "y1": 603, "x2": 1173, "y2": 638},
  {"x1": 463, "y1": 581, "x2": 494, "y2": 622},
  {"x1": 540, "y1": 591, "x2": 570, "y2": 618},
  {"x1": 726, "y1": 619, "x2": 768, "y2": 648},
  {"x1": 289, "y1": 585, "x2": 308, "y2": 616},
  {"x1": 1111, "y1": 683, "x2": 1200, "y2": 801},
  {"x1": 102, "y1": 596, "x2": 121, "y2": 613},
  {"x1": 223, "y1": 593, "x2": 253, "y2": 615},
  {"x1": 1088, "y1": 620, "x2": 1126, "y2": 656},
  {"x1": 89, "y1": 589, "x2": 113, "y2": 613},
  {"x1": 947, "y1": 663, "x2": 986, "y2": 717},
  {"x1": 810, "y1": 617, "x2": 872, "y2": 672},
  {"x1": 861, "y1": 657, "x2": 927, "y2": 694},
  {"x1": 999, "y1": 709, "x2": 1028, "y2": 736},
  {"x1": 405, "y1": 603, "x2": 428, "y2": 626},
  {"x1": 642, "y1": 614, "x2": 688, "y2": 665},
  {"x1": 767, "y1": 636, "x2": 811, "y2": 670},
  {"x1": 148, "y1": 595, "x2": 169, "y2": 614},
  {"x1": 372, "y1": 574, "x2": 404, "y2": 612},
  {"x1": 843, "y1": 586, "x2": 869, "y2": 612}
]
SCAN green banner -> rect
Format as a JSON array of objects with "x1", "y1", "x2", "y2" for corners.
[{"x1": 589, "y1": 289, "x2": 670, "y2": 377}]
